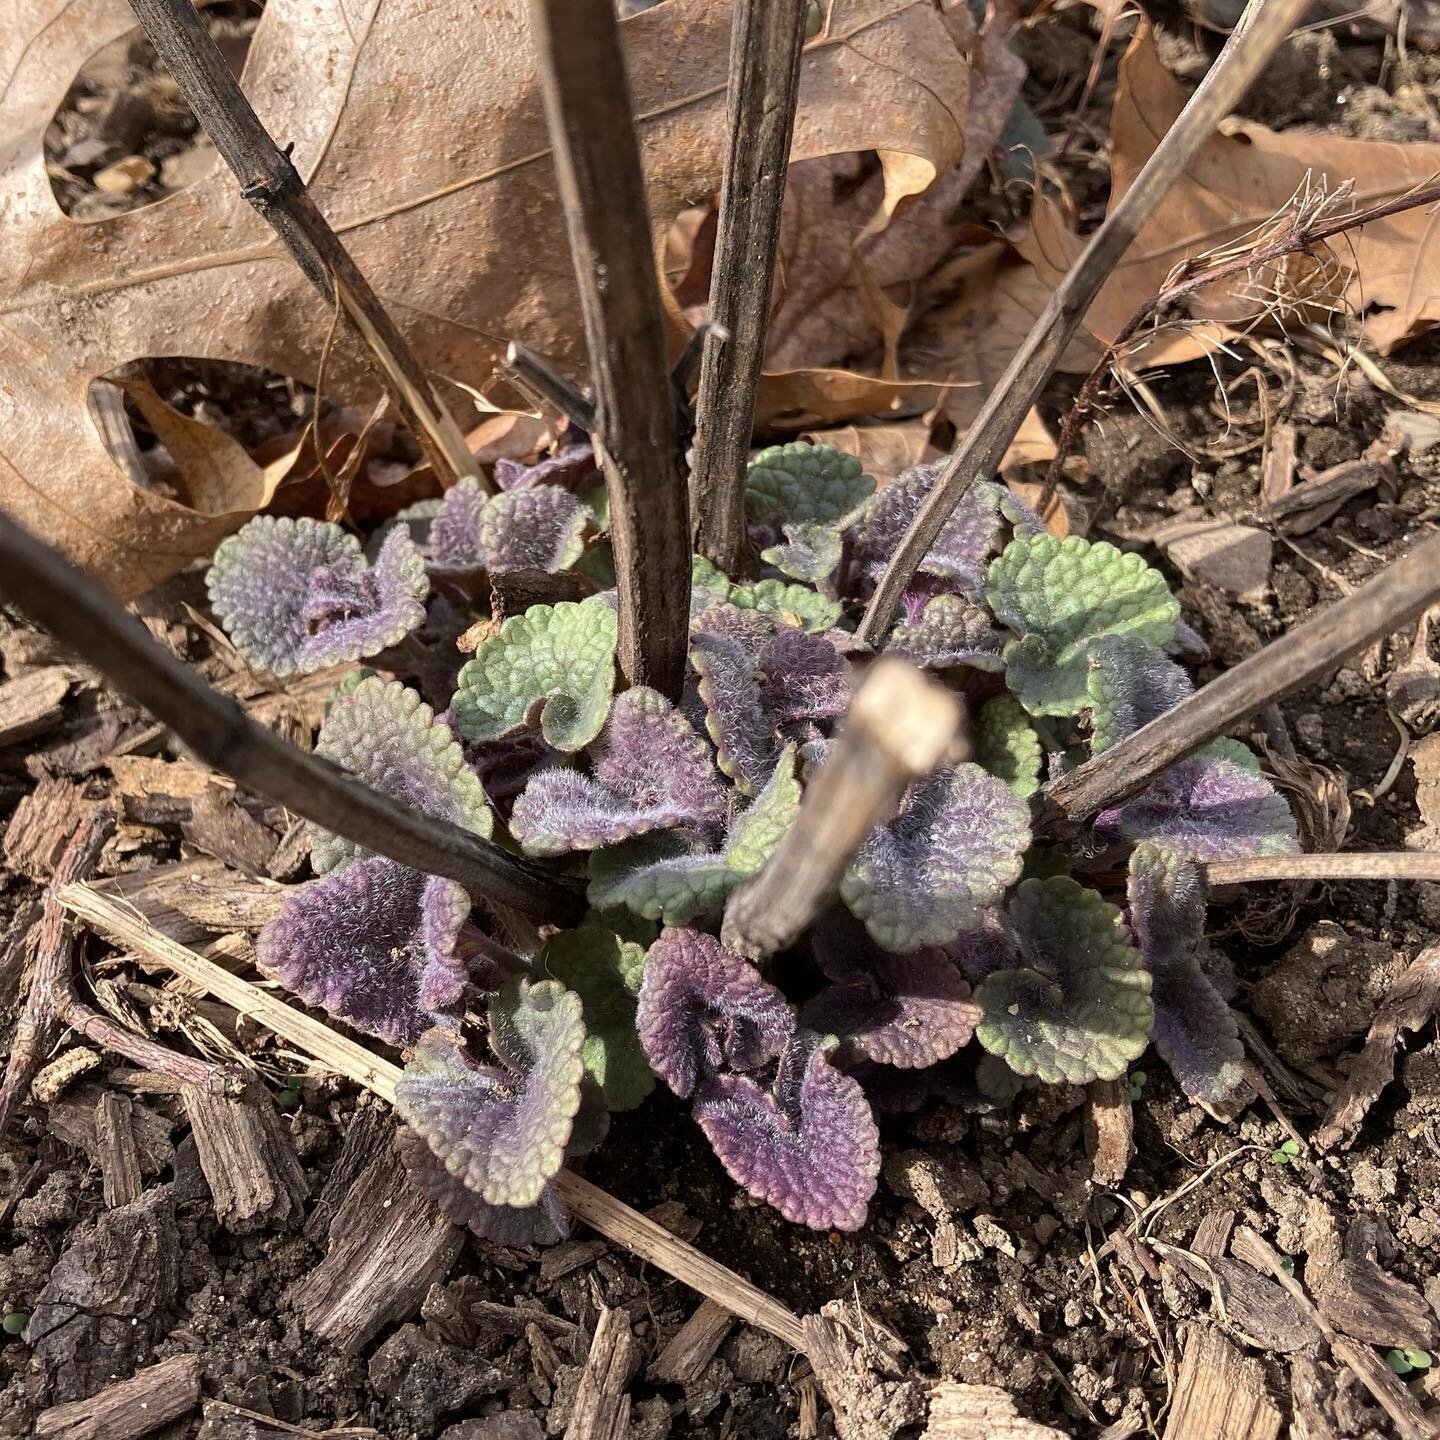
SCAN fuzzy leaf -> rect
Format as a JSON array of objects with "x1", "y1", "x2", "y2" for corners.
[
  {"x1": 258, "y1": 857, "x2": 470, "y2": 1046},
  {"x1": 543, "y1": 921, "x2": 654, "y2": 1111},
  {"x1": 394, "y1": 981, "x2": 586, "y2": 1208},
  {"x1": 494, "y1": 443, "x2": 597, "y2": 493},
  {"x1": 637, "y1": 927, "x2": 793, "y2": 1097},
  {"x1": 479, "y1": 486, "x2": 590, "y2": 575},
  {"x1": 803, "y1": 912, "x2": 979, "y2": 1069},
  {"x1": 510, "y1": 688, "x2": 727, "y2": 857},
  {"x1": 396, "y1": 1125, "x2": 571, "y2": 1245},
  {"x1": 974, "y1": 695, "x2": 1042, "y2": 798},
  {"x1": 841, "y1": 764, "x2": 1029, "y2": 951},
  {"x1": 761, "y1": 521, "x2": 843, "y2": 583},
  {"x1": 746, "y1": 442, "x2": 875, "y2": 524},
  {"x1": 974, "y1": 877, "x2": 1153, "y2": 1085},
  {"x1": 987, "y1": 535, "x2": 1179, "y2": 716},
  {"x1": 691, "y1": 555, "x2": 736, "y2": 615},
  {"x1": 207, "y1": 516, "x2": 427, "y2": 676},
  {"x1": 1128, "y1": 843, "x2": 1244, "y2": 1103},
  {"x1": 313, "y1": 678, "x2": 493, "y2": 873},
  {"x1": 429, "y1": 477, "x2": 488, "y2": 572},
  {"x1": 694, "y1": 1035, "x2": 880, "y2": 1231},
  {"x1": 1098, "y1": 740, "x2": 1299, "y2": 860},
  {"x1": 887, "y1": 594, "x2": 1006, "y2": 672},
  {"x1": 1086, "y1": 635, "x2": 1193, "y2": 753},
  {"x1": 452, "y1": 600, "x2": 617, "y2": 752},
  {"x1": 587, "y1": 747, "x2": 800, "y2": 923},
  {"x1": 732, "y1": 578, "x2": 842, "y2": 633}
]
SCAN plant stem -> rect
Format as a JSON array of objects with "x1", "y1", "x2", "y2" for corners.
[
  {"x1": 1204, "y1": 853, "x2": 1440, "y2": 884},
  {"x1": 505, "y1": 342, "x2": 597, "y2": 434},
  {"x1": 1041, "y1": 176, "x2": 1440, "y2": 502},
  {"x1": 525, "y1": 0, "x2": 691, "y2": 698},
  {"x1": 0, "y1": 517, "x2": 583, "y2": 922},
  {"x1": 855, "y1": 0, "x2": 1312, "y2": 646},
  {"x1": 1043, "y1": 529, "x2": 1440, "y2": 822},
  {"x1": 126, "y1": 0, "x2": 480, "y2": 490},
  {"x1": 689, "y1": 0, "x2": 808, "y2": 578}
]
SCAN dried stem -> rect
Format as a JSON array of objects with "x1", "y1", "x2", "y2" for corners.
[
  {"x1": 0, "y1": 516, "x2": 583, "y2": 922},
  {"x1": 721, "y1": 660, "x2": 963, "y2": 959},
  {"x1": 58, "y1": 881, "x2": 807, "y2": 1351},
  {"x1": 1043, "y1": 529, "x2": 1440, "y2": 822},
  {"x1": 855, "y1": 0, "x2": 1313, "y2": 646},
  {"x1": 505, "y1": 341, "x2": 597, "y2": 434},
  {"x1": 689, "y1": 0, "x2": 808, "y2": 577},
  {"x1": 1041, "y1": 176, "x2": 1440, "y2": 501},
  {"x1": 525, "y1": 0, "x2": 691, "y2": 697},
  {"x1": 1204, "y1": 852, "x2": 1440, "y2": 884},
  {"x1": 126, "y1": 0, "x2": 479, "y2": 489}
]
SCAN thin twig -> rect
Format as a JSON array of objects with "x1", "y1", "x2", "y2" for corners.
[
  {"x1": 1204, "y1": 852, "x2": 1440, "y2": 884},
  {"x1": 855, "y1": 0, "x2": 1313, "y2": 645},
  {"x1": 0, "y1": 517, "x2": 583, "y2": 922},
  {"x1": 58, "y1": 881, "x2": 807, "y2": 1351},
  {"x1": 689, "y1": 0, "x2": 808, "y2": 577},
  {"x1": 1042, "y1": 528, "x2": 1440, "y2": 823},
  {"x1": 504, "y1": 342, "x2": 597, "y2": 434},
  {"x1": 721, "y1": 660, "x2": 962, "y2": 959},
  {"x1": 1041, "y1": 175, "x2": 1440, "y2": 501},
  {"x1": 125, "y1": 0, "x2": 479, "y2": 489},
  {"x1": 525, "y1": 0, "x2": 691, "y2": 697}
]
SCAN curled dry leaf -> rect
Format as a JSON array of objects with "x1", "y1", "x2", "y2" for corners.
[{"x1": 2, "y1": 0, "x2": 994, "y2": 594}]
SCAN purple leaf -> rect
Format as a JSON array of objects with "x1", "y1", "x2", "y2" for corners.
[
  {"x1": 257, "y1": 857, "x2": 470, "y2": 1046},
  {"x1": 314, "y1": 678, "x2": 493, "y2": 874},
  {"x1": 494, "y1": 443, "x2": 598, "y2": 493},
  {"x1": 394, "y1": 980, "x2": 587, "y2": 1208},
  {"x1": 510, "y1": 687, "x2": 727, "y2": 856},
  {"x1": 1086, "y1": 635, "x2": 1192, "y2": 754},
  {"x1": 636, "y1": 927, "x2": 793, "y2": 1097},
  {"x1": 1127, "y1": 843, "x2": 1244, "y2": 1103},
  {"x1": 887, "y1": 594, "x2": 1007, "y2": 672},
  {"x1": 1097, "y1": 740, "x2": 1299, "y2": 860},
  {"x1": 694, "y1": 1034, "x2": 880, "y2": 1231},
  {"x1": 207, "y1": 516, "x2": 427, "y2": 675},
  {"x1": 841, "y1": 764, "x2": 1030, "y2": 951},
  {"x1": 802, "y1": 911, "x2": 979, "y2": 1068},
  {"x1": 480, "y1": 486, "x2": 590, "y2": 575},
  {"x1": 429, "y1": 478, "x2": 488, "y2": 572}
]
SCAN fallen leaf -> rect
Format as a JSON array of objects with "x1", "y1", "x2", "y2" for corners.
[
  {"x1": 1019, "y1": 27, "x2": 1440, "y2": 362},
  {"x1": 2, "y1": 0, "x2": 984, "y2": 595},
  {"x1": 801, "y1": 419, "x2": 936, "y2": 487}
]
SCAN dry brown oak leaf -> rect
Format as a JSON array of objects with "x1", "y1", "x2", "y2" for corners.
[
  {"x1": 1020, "y1": 26, "x2": 1440, "y2": 367},
  {"x1": 2, "y1": 0, "x2": 984, "y2": 597}
]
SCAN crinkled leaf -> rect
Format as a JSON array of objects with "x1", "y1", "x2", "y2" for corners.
[
  {"x1": 396, "y1": 1125, "x2": 571, "y2": 1246},
  {"x1": 746, "y1": 442, "x2": 875, "y2": 525},
  {"x1": 731, "y1": 578, "x2": 842, "y2": 633},
  {"x1": 637, "y1": 927, "x2": 792, "y2": 1098},
  {"x1": 803, "y1": 912, "x2": 979, "y2": 1069},
  {"x1": 761, "y1": 521, "x2": 843, "y2": 583},
  {"x1": 313, "y1": 678, "x2": 493, "y2": 873},
  {"x1": 510, "y1": 688, "x2": 727, "y2": 857},
  {"x1": 394, "y1": 980, "x2": 586, "y2": 1208},
  {"x1": 691, "y1": 555, "x2": 735, "y2": 615},
  {"x1": 974, "y1": 877, "x2": 1153, "y2": 1085},
  {"x1": 694, "y1": 1035, "x2": 880, "y2": 1231},
  {"x1": 587, "y1": 748, "x2": 800, "y2": 923},
  {"x1": 429, "y1": 477, "x2": 488, "y2": 572},
  {"x1": 1128, "y1": 843, "x2": 1244, "y2": 1103},
  {"x1": 207, "y1": 516, "x2": 427, "y2": 675},
  {"x1": 494, "y1": 443, "x2": 597, "y2": 493},
  {"x1": 887, "y1": 594, "x2": 1006, "y2": 672},
  {"x1": 987, "y1": 535, "x2": 1179, "y2": 716},
  {"x1": 841, "y1": 764, "x2": 1029, "y2": 951},
  {"x1": 453, "y1": 600, "x2": 617, "y2": 752},
  {"x1": 1098, "y1": 739, "x2": 1299, "y2": 860},
  {"x1": 543, "y1": 922, "x2": 654, "y2": 1111},
  {"x1": 1087, "y1": 635, "x2": 1193, "y2": 754},
  {"x1": 257, "y1": 857, "x2": 470, "y2": 1046},
  {"x1": 479, "y1": 486, "x2": 590, "y2": 575},
  {"x1": 974, "y1": 695, "x2": 1042, "y2": 798},
  {"x1": 844, "y1": 467, "x2": 1041, "y2": 599}
]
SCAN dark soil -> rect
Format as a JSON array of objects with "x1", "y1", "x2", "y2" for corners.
[{"x1": 4, "y1": 7, "x2": 1440, "y2": 1439}]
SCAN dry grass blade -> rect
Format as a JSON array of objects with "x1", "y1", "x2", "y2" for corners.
[{"x1": 57, "y1": 881, "x2": 807, "y2": 1352}]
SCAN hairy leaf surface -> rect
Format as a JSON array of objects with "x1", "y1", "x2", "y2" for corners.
[
  {"x1": 974, "y1": 694, "x2": 1042, "y2": 797},
  {"x1": 746, "y1": 442, "x2": 876, "y2": 524}
]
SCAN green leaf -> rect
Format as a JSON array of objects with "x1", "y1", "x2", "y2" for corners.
[
  {"x1": 691, "y1": 555, "x2": 734, "y2": 613},
  {"x1": 987, "y1": 535, "x2": 1179, "y2": 717},
  {"x1": 761, "y1": 522, "x2": 843, "y2": 583},
  {"x1": 975, "y1": 877, "x2": 1154, "y2": 1085},
  {"x1": 746, "y1": 442, "x2": 875, "y2": 524},
  {"x1": 544, "y1": 920, "x2": 653, "y2": 1111},
  {"x1": 729, "y1": 578, "x2": 842, "y2": 633},
  {"x1": 452, "y1": 600, "x2": 617, "y2": 752},
  {"x1": 587, "y1": 748, "x2": 800, "y2": 923},
  {"x1": 974, "y1": 694, "x2": 1042, "y2": 798}
]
